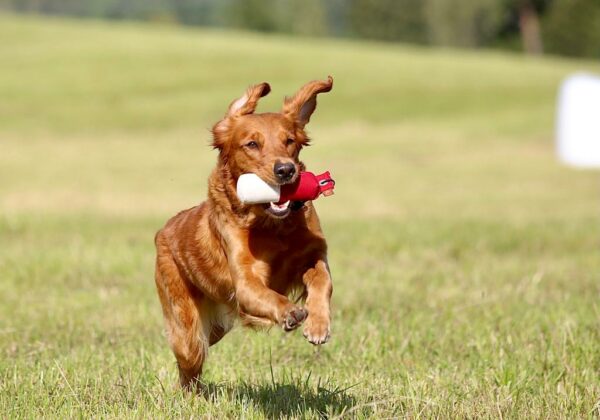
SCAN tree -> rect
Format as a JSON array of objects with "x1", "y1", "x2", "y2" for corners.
[{"x1": 515, "y1": 0, "x2": 544, "y2": 54}]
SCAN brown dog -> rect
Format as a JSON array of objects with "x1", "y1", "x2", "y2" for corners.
[{"x1": 154, "y1": 77, "x2": 334, "y2": 388}]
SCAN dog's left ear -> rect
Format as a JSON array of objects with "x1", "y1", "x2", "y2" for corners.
[{"x1": 282, "y1": 76, "x2": 333, "y2": 129}]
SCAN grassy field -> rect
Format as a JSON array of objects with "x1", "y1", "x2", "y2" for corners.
[{"x1": 1, "y1": 13, "x2": 599, "y2": 418}]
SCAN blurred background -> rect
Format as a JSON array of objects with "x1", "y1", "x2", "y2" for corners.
[
  {"x1": 3, "y1": 0, "x2": 600, "y2": 58},
  {"x1": 1, "y1": 1, "x2": 599, "y2": 418}
]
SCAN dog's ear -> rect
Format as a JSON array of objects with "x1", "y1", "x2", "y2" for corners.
[
  {"x1": 212, "y1": 82, "x2": 270, "y2": 150},
  {"x1": 226, "y1": 82, "x2": 271, "y2": 118},
  {"x1": 282, "y1": 76, "x2": 333, "y2": 129}
]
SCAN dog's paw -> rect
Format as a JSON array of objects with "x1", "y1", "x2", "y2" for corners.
[
  {"x1": 302, "y1": 316, "x2": 330, "y2": 345},
  {"x1": 282, "y1": 307, "x2": 308, "y2": 331}
]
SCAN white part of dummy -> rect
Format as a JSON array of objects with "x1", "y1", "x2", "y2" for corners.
[
  {"x1": 236, "y1": 173, "x2": 281, "y2": 204},
  {"x1": 557, "y1": 73, "x2": 600, "y2": 168}
]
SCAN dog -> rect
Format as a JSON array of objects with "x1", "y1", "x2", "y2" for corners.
[{"x1": 154, "y1": 77, "x2": 334, "y2": 389}]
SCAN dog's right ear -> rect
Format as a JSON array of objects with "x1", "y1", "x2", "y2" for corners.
[
  {"x1": 212, "y1": 83, "x2": 271, "y2": 150},
  {"x1": 225, "y1": 82, "x2": 271, "y2": 118}
]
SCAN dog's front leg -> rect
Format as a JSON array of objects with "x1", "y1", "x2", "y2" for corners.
[
  {"x1": 302, "y1": 259, "x2": 333, "y2": 344},
  {"x1": 231, "y1": 259, "x2": 307, "y2": 331}
]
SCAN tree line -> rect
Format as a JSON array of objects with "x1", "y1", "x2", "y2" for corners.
[{"x1": 2, "y1": 0, "x2": 600, "y2": 58}]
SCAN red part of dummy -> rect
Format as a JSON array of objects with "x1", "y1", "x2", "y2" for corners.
[{"x1": 279, "y1": 171, "x2": 335, "y2": 204}]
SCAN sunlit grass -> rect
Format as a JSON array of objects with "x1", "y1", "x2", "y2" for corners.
[{"x1": 1, "y1": 13, "x2": 599, "y2": 418}]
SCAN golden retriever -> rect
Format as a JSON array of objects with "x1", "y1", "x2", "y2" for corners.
[{"x1": 154, "y1": 77, "x2": 334, "y2": 388}]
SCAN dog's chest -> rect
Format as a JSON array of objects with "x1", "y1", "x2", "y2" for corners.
[{"x1": 248, "y1": 231, "x2": 316, "y2": 290}]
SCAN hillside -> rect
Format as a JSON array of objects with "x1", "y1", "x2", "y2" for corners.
[{"x1": 2, "y1": 13, "x2": 598, "y2": 135}]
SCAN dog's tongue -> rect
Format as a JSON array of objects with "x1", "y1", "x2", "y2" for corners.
[{"x1": 270, "y1": 201, "x2": 290, "y2": 210}]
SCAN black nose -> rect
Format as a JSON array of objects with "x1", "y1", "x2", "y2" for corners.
[{"x1": 274, "y1": 162, "x2": 296, "y2": 182}]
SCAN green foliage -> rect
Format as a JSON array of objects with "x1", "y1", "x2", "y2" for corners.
[
  {"x1": 1, "y1": 15, "x2": 600, "y2": 418},
  {"x1": 219, "y1": 0, "x2": 327, "y2": 35},
  {"x1": 543, "y1": 0, "x2": 600, "y2": 57},
  {"x1": 347, "y1": 0, "x2": 427, "y2": 43},
  {"x1": 172, "y1": 0, "x2": 218, "y2": 26},
  {"x1": 426, "y1": 0, "x2": 504, "y2": 47},
  {"x1": 221, "y1": 0, "x2": 279, "y2": 32},
  {"x1": 282, "y1": 0, "x2": 328, "y2": 36},
  {"x1": 2, "y1": 0, "x2": 600, "y2": 57}
]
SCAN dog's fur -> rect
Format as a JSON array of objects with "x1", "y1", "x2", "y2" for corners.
[{"x1": 154, "y1": 77, "x2": 334, "y2": 388}]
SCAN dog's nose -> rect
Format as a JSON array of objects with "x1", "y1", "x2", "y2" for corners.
[{"x1": 274, "y1": 162, "x2": 296, "y2": 182}]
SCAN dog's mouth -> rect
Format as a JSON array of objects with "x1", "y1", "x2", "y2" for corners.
[{"x1": 264, "y1": 200, "x2": 291, "y2": 219}]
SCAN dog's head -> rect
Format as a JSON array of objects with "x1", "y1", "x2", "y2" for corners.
[{"x1": 212, "y1": 77, "x2": 333, "y2": 219}]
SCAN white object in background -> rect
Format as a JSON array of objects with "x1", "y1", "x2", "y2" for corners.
[
  {"x1": 557, "y1": 73, "x2": 600, "y2": 168},
  {"x1": 236, "y1": 173, "x2": 281, "y2": 204}
]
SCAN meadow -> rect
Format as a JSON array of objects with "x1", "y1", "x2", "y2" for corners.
[{"x1": 1, "y1": 13, "x2": 599, "y2": 418}]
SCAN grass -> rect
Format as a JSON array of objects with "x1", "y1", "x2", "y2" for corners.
[{"x1": 1, "y1": 13, "x2": 599, "y2": 418}]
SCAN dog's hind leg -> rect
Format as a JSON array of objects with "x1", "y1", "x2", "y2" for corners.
[{"x1": 154, "y1": 235, "x2": 207, "y2": 390}]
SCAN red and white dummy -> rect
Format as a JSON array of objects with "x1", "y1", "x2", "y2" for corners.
[{"x1": 236, "y1": 171, "x2": 335, "y2": 207}]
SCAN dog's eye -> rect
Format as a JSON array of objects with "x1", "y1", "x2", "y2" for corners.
[
  {"x1": 245, "y1": 141, "x2": 259, "y2": 149},
  {"x1": 286, "y1": 138, "x2": 295, "y2": 146}
]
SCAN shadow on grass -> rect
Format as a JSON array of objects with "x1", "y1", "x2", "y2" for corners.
[{"x1": 204, "y1": 375, "x2": 364, "y2": 418}]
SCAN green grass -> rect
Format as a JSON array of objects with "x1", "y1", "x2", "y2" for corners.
[{"x1": 1, "y1": 13, "x2": 599, "y2": 418}]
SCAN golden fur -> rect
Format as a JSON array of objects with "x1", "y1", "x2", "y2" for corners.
[{"x1": 154, "y1": 77, "x2": 334, "y2": 388}]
